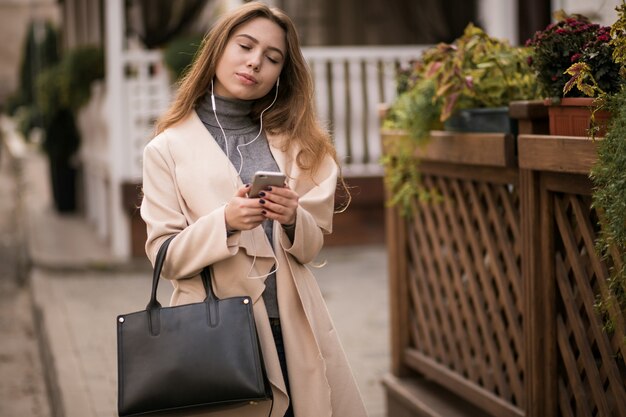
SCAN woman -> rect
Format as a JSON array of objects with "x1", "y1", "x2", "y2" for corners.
[{"x1": 140, "y1": 2, "x2": 368, "y2": 417}]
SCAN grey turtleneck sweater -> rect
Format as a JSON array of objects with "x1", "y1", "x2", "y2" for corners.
[{"x1": 196, "y1": 94, "x2": 281, "y2": 318}]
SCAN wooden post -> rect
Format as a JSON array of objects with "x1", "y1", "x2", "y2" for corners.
[
  {"x1": 382, "y1": 132, "x2": 411, "y2": 377},
  {"x1": 386, "y1": 199, "x2": 410, "y2": 376},
  {"x1": 509, "y1": 100, "x2": 549, "y2": 136},
  {"x1": 520, "y1": 166, "x2": 557, "y2": 416}
]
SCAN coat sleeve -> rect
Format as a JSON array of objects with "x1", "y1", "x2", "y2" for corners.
[
  {"x1": 278, "y1": 156, "x2": 338, "y2": 264},
  {"x1": 140, "y1": 137, "x2": 240, "y2": 279}
]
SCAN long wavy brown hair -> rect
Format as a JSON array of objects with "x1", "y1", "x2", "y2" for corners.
[{"x1": 155, "y1": 2, "x2": 340, "y2": 179}]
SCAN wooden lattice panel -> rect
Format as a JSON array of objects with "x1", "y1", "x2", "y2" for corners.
[
  {"x1": 405, "y1": 173, "x2": 524, "y2": 409},
  {"x1": 553, "y1": 193, "x2": 626, "y2": 417}
]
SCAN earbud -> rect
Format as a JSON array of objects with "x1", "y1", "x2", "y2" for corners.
[
  {"x1": 211, "y1": 79, "x2": 216, "y2": 109},
  {"x1": 276, "y1": 77, "x2": 280, "y2": 87}
]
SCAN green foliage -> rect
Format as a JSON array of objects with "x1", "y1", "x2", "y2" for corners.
[
  {"x1": 62, "y1": 46, "x2": 105, "y2": 110},
  {"x1": 162, "y1": 34, "x2": 204, "y2": 81},
  {"x1": 36, "y1": 65, "x2": 64, "y2": 122},
  {"x1": 382, "y1": 79, "x2": 443, "y2": 215},
  {"x1": 611, "y1": 2, "x2": 626, "y2": 77},
  {"x1": 591, "y1": 87, "x2": 626, "y2": 324},
  {"x1": 383, "y1": 79, "x2": 442, "y2": 144},
  {"x1": 36, "y1": 46, "x2": 104, "y2": 115},
  {"x1": 423, "y1": 24, "x2": 539, "y2": 121}
]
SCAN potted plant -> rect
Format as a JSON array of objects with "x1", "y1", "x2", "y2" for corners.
[
  {"x1": 527, "y1": 10, "x2": 622, "y2": 136},
  {"x1": 422, "y1": 23, "x2": 540, "y2": 133},
  {"x1": 36, "y1": 46, "x2": 104, "y2": 212},
  {"x1": 381, "y1": 24, "x2": 539, "y2": 213}
]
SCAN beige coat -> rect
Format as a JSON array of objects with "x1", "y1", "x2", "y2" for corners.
[{"x1": 140, "y1": 112, "x2": 368, "y2": 417}]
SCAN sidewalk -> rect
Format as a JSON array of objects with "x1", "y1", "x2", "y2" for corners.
[{"x1": 23, "y1": 149, "x2": 390, "y2": 416}]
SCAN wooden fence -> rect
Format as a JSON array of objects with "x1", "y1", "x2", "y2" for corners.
[{"x1": 382, "y1": 104, "x2": 626, "y2": 417}]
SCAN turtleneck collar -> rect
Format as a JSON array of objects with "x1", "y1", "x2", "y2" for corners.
[{"x1": 196, "y1": 93, "x2": 257, "y2": 133}]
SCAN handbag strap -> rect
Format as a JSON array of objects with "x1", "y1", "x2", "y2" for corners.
[
  {"x1": 146, "y1": 235, "x2": 175, "y2": 310},
  {"x1": 200, "y1": 268, "x2": 217, "y2": 302},
  {"x1": 147, "y1": 235, "x2": 214, "y2": 310}
]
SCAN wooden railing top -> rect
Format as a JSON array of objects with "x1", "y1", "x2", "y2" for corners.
[
  {"x1": 518, "y1": 134, "x2": 601, "y2": 175},
  {"x1": 382, "y1": 129, "x2": 516, "y2": 168}
]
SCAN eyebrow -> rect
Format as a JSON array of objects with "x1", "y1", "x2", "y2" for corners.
[{"x1": 236, "y1": 34, "x2": 285, "y2": 58}]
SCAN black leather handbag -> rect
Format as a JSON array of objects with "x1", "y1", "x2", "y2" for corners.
[{"x1": 117, "y1": 236, "x2": 272, "y2": 416}]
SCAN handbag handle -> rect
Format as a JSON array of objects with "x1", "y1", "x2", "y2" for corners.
[{"x1": 147, "y1": 235, "x2": 215, "y2": 310}]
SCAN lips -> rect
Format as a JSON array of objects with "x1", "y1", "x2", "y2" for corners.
[{"x1": 236, "y1": 72, "x2": 258, "y2": 85}]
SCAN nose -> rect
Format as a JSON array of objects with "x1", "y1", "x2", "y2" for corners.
[{"x1": 247, "y1": 53, "x2": 261, "y2": 71}]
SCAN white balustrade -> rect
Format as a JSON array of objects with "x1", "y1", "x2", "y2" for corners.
[
  {"x1": 303, "y1": 46, "x2": 427, "y2": 176},
  {"x1": 122, "y1": 50, "x2": 172, "y2": 181}
]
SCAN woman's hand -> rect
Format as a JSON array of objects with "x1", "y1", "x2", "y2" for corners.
[
  {"x1": 257, "y1": 184, "x2": 299, "y2": 226},
  {"x1": 224, "y1": 184, "x2": 265, "y2": 231}
]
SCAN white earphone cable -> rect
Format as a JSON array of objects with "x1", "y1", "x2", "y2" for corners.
[
  {"x1": 211, "y1": 78, "x2": 282, "y2": 279},
  {"x1": 211, "y1": 78, "x2": 280, "y2": 175}
]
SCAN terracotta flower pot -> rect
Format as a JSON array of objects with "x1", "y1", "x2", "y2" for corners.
[{"x1": 545, "y1": 97, "x2": 611, "y2": 137}]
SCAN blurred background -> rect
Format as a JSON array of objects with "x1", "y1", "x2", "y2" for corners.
[{"x1": 0, "y1": 1, "x2": 623, "y2": 417}]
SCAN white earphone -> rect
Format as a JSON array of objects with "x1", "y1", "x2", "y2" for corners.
[
  {"x1": 210, "y1": 77, "x2": 282, "y2": 280},
  {"x1": 210, "y1": 77, "x2": 280, "y2": 175}
]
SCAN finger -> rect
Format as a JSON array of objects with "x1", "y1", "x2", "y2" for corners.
[
  {"x1": 260, "y1": 193, "x2": 290, "y2": 207},
  {"x1": 260, "y1": 201, "x2": 296, "y2": 222},
  {"x1": 259, "y1": 190, "x2": 298, "y2": 206},
  {"x1": 235, "y1": 184, "x2": 251, "y2": 198},
  {"x1": 264, "y1": 186, "x2": 296, "y2": 198},
  {"x1": 262, "y1": 209, "x2": 293, "y2": 225}
]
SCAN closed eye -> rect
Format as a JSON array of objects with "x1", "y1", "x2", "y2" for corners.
[{"x1": 239, "y1": 44, "x2": 252, "y2": 50}]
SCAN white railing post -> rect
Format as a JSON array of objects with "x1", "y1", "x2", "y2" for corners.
[{"x1": 105, "y1": 0, "x2": 130, "y2": 259}]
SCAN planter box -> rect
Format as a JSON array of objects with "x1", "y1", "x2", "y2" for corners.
[
  {"x1": 546, "y1": 97, "x2": 611, "y2": 137},
  {"x1": 444, "y1": 107, "x2": 517, "y2": 134}
]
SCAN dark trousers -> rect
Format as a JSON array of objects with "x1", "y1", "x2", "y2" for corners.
[{"x1": 270, "y1": 318, "x2": 294, "y2": 417}]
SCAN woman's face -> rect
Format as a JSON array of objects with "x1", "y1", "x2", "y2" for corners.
[{"x1": 214, "y1": 17, "x2": 286, "y2": 101}]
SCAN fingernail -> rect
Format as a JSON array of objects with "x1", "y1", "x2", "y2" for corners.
[
  {"x1": 259, "y1": 199, "x2": 266, "y2": 204},
  {"x1": 259, "y1": 191, "x2": 266, "y2": 197},
  {"x1": 261, "y1": 210, "x2": 267, "y2": 214},
  {"x1": 266, "y1": 186, "x2": 272, "y2": 191},
  {"x1": 245, "y1": 184, "x2": 250, "y2": 188}
]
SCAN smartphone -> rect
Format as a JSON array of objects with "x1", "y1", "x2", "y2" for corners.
[{"x1": 248, "y1": 171, "x2": 286, "y2": 198}]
